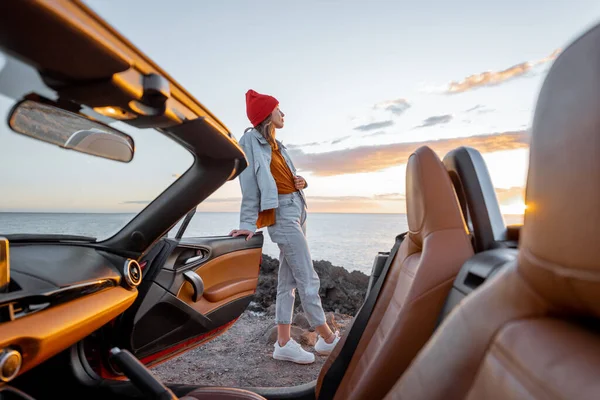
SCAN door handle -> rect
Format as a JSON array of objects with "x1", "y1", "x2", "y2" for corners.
[
  {"x1": 183, "y1": 270, "x2": 204, "y2": 303},
  {"x1": 184, "y1": 249, "x2": 208, "y2": 265},
  {"x1": 184, "y1": 255, "x2": 204, "y2": 265}
]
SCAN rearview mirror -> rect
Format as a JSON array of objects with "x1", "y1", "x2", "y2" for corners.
[{"x1": 8, "y1": 99, "x2": 134, "y2": 163}]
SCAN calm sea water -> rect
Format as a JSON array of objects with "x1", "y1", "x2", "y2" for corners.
[{"x1": 0, "y1": 212, "x2": 523, "y2": 274}]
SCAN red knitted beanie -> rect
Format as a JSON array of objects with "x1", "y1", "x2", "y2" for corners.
[{"x1": 245, "y1": 89, "x2": 279, "y2": 127}]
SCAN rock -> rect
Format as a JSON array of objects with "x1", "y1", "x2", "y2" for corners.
[
  {"x1": 293, "y1": 313, "x2": 311, "y2": 329},
  {"x1": 299, "y1": 331, "x2": 318, "y2": 346},
  {"x1": 317, "y1": 261, "x2": 369, "y2": 315},
  {"x1": 262, "y1": 325, "x2": 277, "y2": 345},
  {"x1": 254, "y1": 254, "x2": 369, "y2": 316},
  {"x1": 262, "y1": 325, "x2": 304, "y2": 345},
  {"x1": 252, "y1": 256, "x2": 279, "y2": 312},
  {"x1": 290, "y1": 326, "x2": 304, "y2": 342},
  {"x1": 325, "y1": 312, "x2": 338, "y2": 331},
  {"x1": 245, "y1": 301, "x2": 264, "y2": 313},
  {"x1": 334, "y1": 313, "x2": 353, "y2": 330},
  {"x1": 266, "y1": 304, "x2": 276, "y2": 316}
]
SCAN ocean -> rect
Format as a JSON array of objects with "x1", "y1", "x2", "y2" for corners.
[{"x1": 0, "y1": 212, "x2": 524, "y2": 275}]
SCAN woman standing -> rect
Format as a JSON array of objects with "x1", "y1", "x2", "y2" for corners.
[{"x1": 230, "y1": 89, "x2": 340, "y2": 364}]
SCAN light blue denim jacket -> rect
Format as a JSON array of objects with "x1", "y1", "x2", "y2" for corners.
[{"x1": 238, "y1": 128, "x2": 307, "y2": 231}]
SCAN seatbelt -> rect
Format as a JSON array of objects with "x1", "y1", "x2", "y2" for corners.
[{"x1": 318, "y1": 232, "x2": 407, "y2": 400}]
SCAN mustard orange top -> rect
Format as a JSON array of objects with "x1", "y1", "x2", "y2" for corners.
[{"x1": 256, "y1": 147, "x2": 297, "y2": 228}]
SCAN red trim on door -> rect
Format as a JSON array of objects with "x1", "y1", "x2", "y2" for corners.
[
  {"x1": 87, "y1": 318, "x2": 239, "y2": 380},
  {"x1": 140, "y1": 318, "x2": 238, "y2": 366}
]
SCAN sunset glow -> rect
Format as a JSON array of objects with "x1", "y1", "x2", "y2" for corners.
[
  {"x1": 500, "y1": 202, "x2": 528, "y2": 215},
  {"x1": 3, "y1": 1, "x2": 599, "y2": 215}
]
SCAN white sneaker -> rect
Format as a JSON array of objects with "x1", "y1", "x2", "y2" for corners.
[
  {"x1": 315, "y1": 331, "x2": 340, "y2": 355},
  {"x1": 273, "y1": 339, "x2": 315, "y2": 364}
]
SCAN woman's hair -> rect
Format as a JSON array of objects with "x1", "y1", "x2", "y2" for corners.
[{"x1": 245, "y1": 114, "x2": 278, "y2": 150}]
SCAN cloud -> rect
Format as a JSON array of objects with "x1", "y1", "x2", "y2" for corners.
[
  {"x1": 465, "y1": 105, "x2": 495, "y2": 115},
  {"x1": 374, "y1": 193, "x2": 406, "y2": 201},
  {"x1": 286, "y1": 141, "x2": 322, "y2": 149},
  {"x1": 288, "y1": 135, "x2": 351, "y2": 149},
  {"x1": 307, "y1": 195, "x2": 369, "y2": 202},
  {"x1": 290, "y1": 130, "x2": 529, "y2": 177},
  {"x1": 307, "y1": 194, "x2": 405, "y2": 202},
  {"x1": 195, "y1": 189, "x2": 523, "y2": 215},
  {"x1": 331, "y1": 136, "x2": 351, "y2": 145},
  {"x1": 297, "y1": 195, "x2": 409, "y2": 213},
  {"x1": 374, "y1": 99, "x2": 411, "y2": 116},
  {"x1": 416, "y1": 114, "x2": 453, "y2": 128},
  {"x1": 354, "y1": 120, "x2": 394, "y2": 132},
  {"x1": 365, "y1": 130, "x2": 389, "y2": 137},
  {"x1": 194, "y1": 194, "x2": 406, "y2": 212},
  {"x1": 202, "y1": 197, "x2": 241, "y2": 203},
  {"x1": 445, "y1": 49, "x2": 561, "y2": 94},
  {"x1": 466, "y1": 105, "x2": 484, "y2": 113},
  {"x1": 121, "y1": 200, "x2": 150, "y2": 205}
]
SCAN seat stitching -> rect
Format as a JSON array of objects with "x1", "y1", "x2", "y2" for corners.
[
  {"x1": 490, "y1": 339, "x2": 563, "y2": 400},
  {"x1": 522, "y1": 247, "x2": 600, "y2": 280},
  {"x1": 403, "y1": 274, "x2": 455, "y2": 306},
  {"x1": 400, "y1": 265, "x2": 416, "y2": 278},
  {"x1": 422, "y1": 226, "x2": 472, "y2": 239},
  {"x1": 514, "y1": 266, "x2": 555, "y2": 309}
]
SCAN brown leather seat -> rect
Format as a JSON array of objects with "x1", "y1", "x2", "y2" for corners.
[
  {"x1": 385, "y1": 22, "x2": 600, "y2": 400},
  {"x1": 316, "y1": 146, "x2": 474, "y2": 400}
]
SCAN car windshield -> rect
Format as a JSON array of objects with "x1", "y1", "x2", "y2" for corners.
[{"x1": 0, "y1": 51, "x2": 194, "y2": 241}]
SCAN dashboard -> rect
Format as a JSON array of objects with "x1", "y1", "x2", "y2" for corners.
[{"x1": 0, "y1": 238, "x2": 138, "y2": 383}]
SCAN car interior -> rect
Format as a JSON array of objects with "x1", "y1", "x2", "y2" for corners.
[
  {"x1": 0, "y1": 1, "x2": 598, "y2": 400},
  {"x1": 383, "y1": 22, "x2": 600, "y2": 399}
]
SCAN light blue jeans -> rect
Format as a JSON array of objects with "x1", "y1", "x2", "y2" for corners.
[{"x1": 267, "y1": 192, "x2": 327, "y2": 327}]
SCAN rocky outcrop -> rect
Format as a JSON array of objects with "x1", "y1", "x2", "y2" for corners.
[
  {"x1": 262, "y1": 311, "x2": 352, "y2": 346},
  {"x1": 250, "y1": 254, "x2": 369, "y2": 316}
]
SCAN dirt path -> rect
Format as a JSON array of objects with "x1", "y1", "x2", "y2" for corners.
[{"x1": 151, "y1": 311, "x2": 353, "y2": 388}]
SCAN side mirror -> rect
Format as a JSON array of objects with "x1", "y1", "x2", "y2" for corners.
[{"x1": 8, "y1": 99, "x2": 134, "y2": 163}]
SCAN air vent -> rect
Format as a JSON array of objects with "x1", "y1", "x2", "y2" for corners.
[
  {"x1": 123, "y1": 259, "x2": 142, "y2": 289},
  {"x1": 10, "y1": 301, "x2": 50, "y2": 320},
  {"x1": 0, "y1": 349, "x2": 22, "y2": 382}
]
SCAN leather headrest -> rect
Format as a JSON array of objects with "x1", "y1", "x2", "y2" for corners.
[
  {"x1": 518, "y1": 23, "x2": 600, "y2": 317},
  {"x1": 406, "y1": 146, "x2": 468, "y2": 247}
]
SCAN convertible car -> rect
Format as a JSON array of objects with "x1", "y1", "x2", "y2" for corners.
[{"x1": 0, "y1": 1, "x2": 598, "y2": 400}]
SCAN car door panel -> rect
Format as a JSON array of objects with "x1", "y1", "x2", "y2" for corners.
[
  {"x1": 85, "y1": 233, "x2": 264, "y2": 376},
  {"x1": 202, "y1": 277, "x2": 258, "y2": 302},
  {"x1": 176, "y1": 248, "x2": 261, "y2": 315}
]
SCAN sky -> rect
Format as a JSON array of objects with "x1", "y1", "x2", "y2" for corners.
[{"x1": 2, "y1": 0, "x2": 600, "y2": 215}]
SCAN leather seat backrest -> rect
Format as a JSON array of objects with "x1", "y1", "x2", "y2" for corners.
[
  {"x1": 316, "y1": 146, "x2": 473, "y2": 400},
  {"x1": 386, "y1": 22, "x2": 600, "y2": 400}
]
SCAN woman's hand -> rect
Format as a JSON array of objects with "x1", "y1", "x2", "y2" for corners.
[
  {"x1": 229, "y1": 229, "x2": 256, "y2": 241},
  {"x1": 294, "y1": 175, "x2": 307, "y2": 190}
]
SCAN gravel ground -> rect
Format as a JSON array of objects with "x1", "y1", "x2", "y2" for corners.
[{"x1": 151, "y1": 311, "x2": 353, "y2": 388}]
